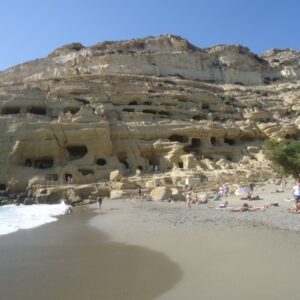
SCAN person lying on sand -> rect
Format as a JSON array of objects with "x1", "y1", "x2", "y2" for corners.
[
  {"x1": 239, "y1": 192, "x2": 260, "y2": 201},
  {"x1": 271, "y1": 189, "x2": 284, "y2": 193},
  {"x1": 265, "y1": 203, "x2": 279, "y2": 208},
  {"x1": 287, "y1": 202, "x2": 300, "y2": 214},
  {"x1": 231, "y1": 203, "x2": 265, "y2": 212},
  {"x1": 217, "y1": 201, "x2": 229, "y2": 209}
]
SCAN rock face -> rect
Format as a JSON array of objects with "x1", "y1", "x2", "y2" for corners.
[
  {"x1": 0, "y1": 34, "x2": 299, "y2": 194},
  {"x1": 150, "y1": 186, "x2": 172, "y2": 201}
]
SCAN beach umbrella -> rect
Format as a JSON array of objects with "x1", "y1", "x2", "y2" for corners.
[{"x1": 235, "y1": 186, "x2": 252, "y2": 195}]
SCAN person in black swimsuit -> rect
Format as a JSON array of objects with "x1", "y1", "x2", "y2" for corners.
[{"x1": 97, "y1": 196, "x2": 103, "y2": 212}]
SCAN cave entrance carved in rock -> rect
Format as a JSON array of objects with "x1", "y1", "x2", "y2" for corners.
[
  {"x1": 28, "y1": 106, "x2": 47, "y2": 115},
  {"x1": 34, "y1": 158, "x2": 53, "y2": 169},
  {"x1": 168, "y1": 135, "x2": 189, "y2": 143},
  {"x1": 2, "y1": 107, "x2": 20, "y2": 115},
  {"x1": 66, "y1": 145, "x2": 88, "y2": 160},
  {"x1": 96, "y1": 158, "x2": 107, "y2": 166}
]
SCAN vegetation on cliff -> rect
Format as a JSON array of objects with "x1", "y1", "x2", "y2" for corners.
[{"x1": 264, "y1": 140, "x2": 300, "y2": 180}]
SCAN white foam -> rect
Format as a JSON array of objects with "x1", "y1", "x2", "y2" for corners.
[{"x1": 0, "y1": 201, "x2": 70, "y2": 236}]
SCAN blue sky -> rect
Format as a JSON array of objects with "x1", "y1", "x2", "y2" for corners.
[{"x1": 0, "y1": 0, "x2": 299, "y2": 71}]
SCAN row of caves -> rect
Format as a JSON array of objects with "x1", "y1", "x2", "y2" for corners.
[
  {"x1": 0, "y1": 105, "x2": 80, "y2": 116},
  {"x1": 122, "y1": 107, "x2": 171, "y2": 116},
  {"x1": 167, "y1": 134, "x2": 251, "y2": 147},
  {"x1": 120, "y1": 101, "x2": 212, "y2": 119},
  {"x1": 126, "y1": 99, "x2": 211, "y2": 110},
  {"x1": 22, "y1": 145, "x2": 107, "y2": 170},
  {"x1": 20, "y1": 136, "x2": 259, "y2": 173}
]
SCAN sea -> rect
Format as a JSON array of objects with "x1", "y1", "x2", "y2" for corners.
[{"x1": 0, "y1": 202, "x2": 70, "y2": 236}]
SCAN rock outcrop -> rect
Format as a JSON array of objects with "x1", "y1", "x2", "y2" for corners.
[{"x1": 0, "y1": 34, "x2": 299, "y2": 199}]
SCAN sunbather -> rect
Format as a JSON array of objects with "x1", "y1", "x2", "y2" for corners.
[
  {"x1": 231, "y1": 203, "x2": 264, "y2": 212},
  {"x1": 288, "y1": 201, "x2": 300, "y2": 214},
  {"x1": 239, "y1": 192, "x2": 260, "y2": 201}
]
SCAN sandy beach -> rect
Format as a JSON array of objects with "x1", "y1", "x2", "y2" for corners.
[
  {"x1": 1, "y1": 180, "x2": 300, "y2": 300},
  {"x1": 0, "y1": 206, "x2": 181, "y2": 300},
  {"x1": 90, "y1": 181, "x2": 300, "y2": 300}
]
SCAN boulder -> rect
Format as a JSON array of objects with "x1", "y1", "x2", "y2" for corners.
[
  {"x1": 112, "y1": 181, "x2": 138, "y2": 190},
  {"x1": 110, "y1": 189, "x2": 136, "y2": 199},
  {"x1": 150, "y1": 186, "x2": 172, "y2": 201},
  {"x1": 171, "y1": 188, "x2": 185, "y2": 201},
  {"x1": 110, "y1": 170, "x2": 123, "y2": 182}
]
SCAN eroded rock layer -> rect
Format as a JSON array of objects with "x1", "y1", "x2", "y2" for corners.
[{"x1": 0, "y1": 35, "x2": 299, "y2": 193}]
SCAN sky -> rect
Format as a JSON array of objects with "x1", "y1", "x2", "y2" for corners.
[{"x1": 0, "y1": 0, "x2": 299, "y2": 71}]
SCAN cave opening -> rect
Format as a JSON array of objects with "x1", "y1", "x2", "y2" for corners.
[
  {"x1": 191, "y1": 138, "x2": 201, "y2": 148},
  {"x1": 137, "y1": 165, "x2": 143, "y2": 171},
  {"x1": 2, "y1": 107, "x2": 20, "y2": 115},
  {"x1": 66, "y1": 145, "x2": 88, "y2": 160},
  {"x1": 28, "y1": 106, "x2": 47, "y2": 115},
  {"x1": 192, "y1": 115, "x2": 202, "y2": 121},
  {"x1": 142, "y1": 109, "x2": 156, "y2": 114},
  {"x1": 143, "y1": 101, "x2": 152, "y2": 105},
  {"x1": 158, "y1": 111, "x2": 170, "y2": 116},
  {"x1": 202, "y1": 103, "x2": 210, "y2": 110},
  {"x1": 34, "y1": 158, "x2": 54, "y2": 169},
  {"x1": 74, "y1": 97, "x2": 90, "y2": 105},
  {"x1": 78, "y1": 169, "x2": 95, "y2": 176},
  {"x1": 96, "y1": 158, "x2": 107, "y2": 166},
  {"x1": 285, "y1": 134, "x2": 297, "y2": 139},
  {"x1": 0, "y1": 184, "x2": 6, "y2": 191},
  {"x1": 63, "y1": 107, "x2": 80, "y2": 114},
  {"x1": 120, "y1": 160, "x2": 129, "y2": 169},
  {"x1": 224, "y1": 138, "x2": 236, "y2": 145},
  {"x1": 210, "y1": 137, "x2": 217, "y2": 146},
  {"x1": 117, "y1": 152, "x2": 129, "y2": 169},
  {"x1": 65, "y1": 173, "x2": 73, "y2": 182},
  {"x1": 183, "y1": 145, "x2": 192, "y2": 153},
  {"x1": 128, "y1": 101, "x2": 138, "y2": 105},
  {"x1": 122, "y1": 108, "x2": 135, "y2": 113},
  {"x1": 169, "y1": 135, "x2": 189, "y2": 143},
  {"x1": 25, "y1": 159, "x2": 32, "y2": 167},
  {"x1": 178, "y1": 162, "x2": 184, "y2": 168}
]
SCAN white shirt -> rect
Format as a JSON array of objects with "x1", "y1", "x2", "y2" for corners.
[{"x1": 293, "y1": 185, "x2": 300, "y2": 196}]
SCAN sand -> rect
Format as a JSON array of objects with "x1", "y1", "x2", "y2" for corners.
[
  {"x1": 0, "y1": 207, "x2": 181, "y2": 300},
  {"x1": 2, "y1": 180, "x2": 300, "y2": 300},
  {"x1": 89, "y1": 181, "x2": 300, "y2": 300}
]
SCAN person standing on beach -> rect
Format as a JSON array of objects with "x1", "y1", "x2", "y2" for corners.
[
  {"x1": 185, "y1": 185, "x2": 193, "y2": 209},
  {"x1": 293, "y1": 182, "x2": 300, "y2": 202},
  {"x1": 97, "y1": 195, "x2": 103, "y2": 212},
  {"x1": 138, "y1": 187, "x2": 142, "y2": 199}
]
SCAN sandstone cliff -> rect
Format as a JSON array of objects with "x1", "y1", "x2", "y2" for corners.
[{"x1": 0, "y1": 34, "x2": 299, "y2": 196}]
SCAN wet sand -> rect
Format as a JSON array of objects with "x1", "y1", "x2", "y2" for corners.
[{"x1": 0, "y1": 207, "x2": 181, "y2": 300}]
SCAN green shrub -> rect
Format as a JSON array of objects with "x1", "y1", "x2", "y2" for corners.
[{"x1": 263, "y1": 139, "x2": 300, "y2": 179}]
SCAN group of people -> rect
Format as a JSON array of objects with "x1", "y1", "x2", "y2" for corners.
[
  {"x1": 218, "y1": 184, "x2": 229, "y2": 197},
  {"x1": 64, "y1": 178, "x2": 300, "y2": 216},
  {"x1": 182, "y1": 181, "x2": 285, "y2": 213}
]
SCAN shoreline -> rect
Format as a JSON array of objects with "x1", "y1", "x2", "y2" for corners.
[
  {"x1": 2, "y1": 179, "x2": 300, "y2": 299},
  {"x1": 0, "y1": 205, "x2": 181, "y2": 300}
]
